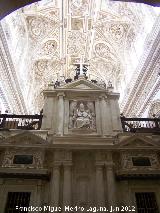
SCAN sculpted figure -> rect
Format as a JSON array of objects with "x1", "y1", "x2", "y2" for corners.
[
  {"x1": 69, "y1": 101, "x2": 96, "y2": 129},
  {"x1": 2, "y1": 151, "x2": 13, "y2": 167},
  {"x1": 74, "y1": 103, "x2": 91, "y2": 128}
]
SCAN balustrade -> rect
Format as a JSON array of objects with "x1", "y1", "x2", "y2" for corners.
[
  {"x1": 0, "y1": 114, "x2": 43, "y2": 130},
  {"x1": 120, "y1": 116, "x2": 160, "y2": 133}
]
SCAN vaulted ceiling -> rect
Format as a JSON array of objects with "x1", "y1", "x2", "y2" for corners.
[{"x1": 0, "y1": 0, "x2": 160, "y2": 117}]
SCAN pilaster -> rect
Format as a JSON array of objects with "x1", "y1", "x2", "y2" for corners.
[
  {"x1": 57, "y1": 92, "x2": 65, "y2": 136},
  {"x1": 99, "y1": 95, "x2": 112, "y2": 136},
  {"x1": 109, "y1": 97, "x2": 122, "y2": 132},
  {"x1": 95, "y1": 162, "x2": 105, "y2": 206},
  {"x1": 63, "y1": 162, "x2": 72, "y2": 208},
  {"x1": 105, "y1": 153, "x2": 116, "y2": 206},
  {"x1": 50, "y1": 162, "x2": 61, "y2": 206}
]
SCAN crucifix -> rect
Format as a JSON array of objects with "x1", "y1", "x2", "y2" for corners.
[{"x1": 73, "y1": 56, "x2": 89, "y2": 78}]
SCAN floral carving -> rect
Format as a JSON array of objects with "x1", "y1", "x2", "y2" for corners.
[
  {"x1": 27, "y1": 16, "x2": 57, "y2": 39},
  {"x1": 95, "y1": 43, "x2": 110, "y2": 58},
  {"x1": 70, "y1": 0, "x2": 89, "y2": 16},
  {"x1": 109, "y1": 24, "x2": 125, "y2": 40},
  {"x1": 43, "y1": 40, "x2": 58, "y2": 55},
  {"x1": 148, "y1": 100, "x2": 160, "y2": 118},
  {"x1": 67, "y1": 32, "x2": 86, "y2": 55}
]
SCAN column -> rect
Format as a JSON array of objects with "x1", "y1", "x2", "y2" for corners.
[
  {"x1": 57, "y1": 92, "x2": 65, "y2": 136},
  {"x1": 105, "y1": 162, "x2": 116, "y2": 207},
  {"x1": 50, "y1": 164, "x2": 61, "y2": 206},
  {"x1": 95, "y1": 163, "x2": 105, "y2": 206},
  {"x1": 63, "y1": 163, "x2": 72, "y2": 208}
]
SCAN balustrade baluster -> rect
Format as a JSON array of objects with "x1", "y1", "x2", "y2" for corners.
[{"x1": 154, "y1": 119, "x2": 159, "y2": 128}]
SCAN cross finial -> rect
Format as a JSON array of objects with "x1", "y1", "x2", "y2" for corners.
[
  {"x1": 73, "y1": 56, "x2": 89, "y2": 78},
  {"x1": 79, "y1": 56, "x2": 84, "y2": 76}
]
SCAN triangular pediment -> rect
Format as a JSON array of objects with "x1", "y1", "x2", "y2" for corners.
[
  {"x1": 61, "y1": 78, "x2": 105, "y2": 90},
  {"x1": 1, "y1": 131, "x2": 47, "y2": 145},
  {"x1": 117, "y1": 135, "x2": 158, "y2": 148}
]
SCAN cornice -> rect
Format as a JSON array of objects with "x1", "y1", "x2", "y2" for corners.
[{"x1": 0, "y1": 23, "x2": 27, "y2": 114}]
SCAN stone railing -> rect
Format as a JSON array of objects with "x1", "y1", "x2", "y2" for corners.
[
  {"x1": 0, "y1": 114, "x2": 43, "y2": 130},
  {"x1": 120, "y1": 116, "x2": 160, "y2": 134}
]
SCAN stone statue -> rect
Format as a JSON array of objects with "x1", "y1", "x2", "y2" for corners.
[
  {"x1": 74, "y1": 102, "x2": 91, "y2": 128},
  {"x1": 69, "y1": 101, "x2": 96, "y2": 129}
]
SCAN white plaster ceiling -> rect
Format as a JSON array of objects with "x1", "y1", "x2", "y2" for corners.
[{"x1": 0, "y1": 0, "x2": 160, "y2": 114}]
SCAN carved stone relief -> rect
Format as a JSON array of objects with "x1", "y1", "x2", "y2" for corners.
[
  {"x1": 67, "y1": 31, "x2": 87, "y2": 55},
  {"x1": 121, "y1": 152, "x2": 160, "y2": 171},
  {"x1": 2, "y1": 150, "x2": 44, "y2": 169},
  {"x1": 26, "y1": 16, "x2": 57, "y2": 40},
  {"x1": 43, "y1": 40, "x2": 58, "y2": 55},
  {"x1": 69, "y1": 0, "x2": 89, "y2": 16},
  {"x1": 69, "y1": 101, "x2": 96, "y2": 130},
  {"x1": 148, "y1": 100, "x2": 160, "y2": 118},
  {"x1": 34, "y1": 59, "x2": 60, "y2": 83}
]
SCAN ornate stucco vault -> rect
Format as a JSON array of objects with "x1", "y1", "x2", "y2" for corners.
[{"x1": 0, "y1": 0, "x2": 160, "y2": 115}]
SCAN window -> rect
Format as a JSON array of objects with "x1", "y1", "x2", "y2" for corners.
[
  {"x1": 132, "y1": 157, "x2": 151, "y2": 166},
  {"x1": 5, "y1": 192, "x2": 31, "y2": 213},
  {"x1": 135, "y1": 192, "x2": 159, "y2": 213},
  {"x1": 13, "y1": 155, "x2": 33, "y2": 165}
]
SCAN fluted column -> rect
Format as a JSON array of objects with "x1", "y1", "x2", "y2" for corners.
[
  {"x1": 63, "y1": 163, "x2": 72, "y2": 208},
  {"x1": 105, "y1": 162, "x2": 116, "y2": 206},
  {"x1": 57, "y1": 92, "x2": 65, "y2": 136},
  {"x1": 50, "y1": 164, "x2": 61, "y2": 206},
  {"x1": 95, "y1": 163, "x2": 105, "y2": 206}
]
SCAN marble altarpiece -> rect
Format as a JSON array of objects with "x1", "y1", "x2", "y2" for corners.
[{"x1": 0, "y1": 76, "x2": 160, "y2": 212}]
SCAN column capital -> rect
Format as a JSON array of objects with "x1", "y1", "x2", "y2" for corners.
[
  {"x1": 53, "y1": 161, "x2": 62, "y2": 167},
  {"x1": 95, "y1": 162, "x2": 105, "y2": 167},
  {"x1": 105, "y1": 162, "x2": 115, "y2": 170},
  {"x1": 63, "y1": 161, "x2": 72, "y2": 167},
  {"x1": 99, "y1": 95, "x2": 107, "y2": 100},
  {"x1": 57, "y1": 92, "x2": 65, "y2": 97}
]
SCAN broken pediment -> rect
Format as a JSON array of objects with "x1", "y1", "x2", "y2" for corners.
[
  {"x1": 1, "y1": 131, "x2": 47, "y2": 145},
  {"x1": 118, "y1": 135, "x2": 158, "y2": 148},
  {"x1": 61, "y1": 78, "x2": 106, "y2": 90}
]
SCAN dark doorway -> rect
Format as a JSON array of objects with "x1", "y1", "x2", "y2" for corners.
[
  {"x1": 135, "y1": 192, "x2": 159, "y2": 213},
  {"x1": 5, "y1": 192, "x2": 31, "y2": 213}
]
